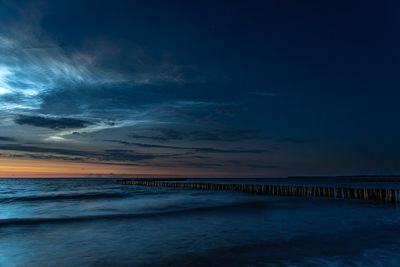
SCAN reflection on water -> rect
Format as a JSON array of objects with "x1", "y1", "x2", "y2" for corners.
[{"x1": 1, "y1": 178, "x2": 400, "y2": 266}]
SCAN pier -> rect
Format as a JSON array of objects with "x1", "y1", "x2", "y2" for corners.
[{"x1": 117, "y1": 179, "x2": 400, "y2": 203}]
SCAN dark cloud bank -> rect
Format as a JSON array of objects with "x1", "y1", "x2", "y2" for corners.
[{"x1": 14, "y1": 115, "x2": 93, "y2": 130}]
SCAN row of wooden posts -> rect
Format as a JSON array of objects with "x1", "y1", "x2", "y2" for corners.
[{"x1": 117, "y1": 179, "x2": 400, "y2": 203}]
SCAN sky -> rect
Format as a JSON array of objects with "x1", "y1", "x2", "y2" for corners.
[{"x1": 0, "y1": 0, "x2": 399, "y2": 178}]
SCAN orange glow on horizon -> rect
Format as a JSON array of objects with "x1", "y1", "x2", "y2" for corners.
[
  {"x1": 0, "y1": 158, "x2": 181, "y2": 178},
  {"x1": 0, "y1": 158, "x2": 252, "y2": 178}
]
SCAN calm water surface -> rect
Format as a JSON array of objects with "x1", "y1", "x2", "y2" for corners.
[{"x1": 1, "y1": 178, "x2": 400, "y2": 267}]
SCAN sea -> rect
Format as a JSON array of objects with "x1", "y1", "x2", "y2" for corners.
[{"x1": 1, "y1": 178, "x2": 400, "y2": 267}]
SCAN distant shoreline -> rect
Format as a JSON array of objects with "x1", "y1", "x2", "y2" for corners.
[{"x1": 288, "y1": 175, "x2": 400, "y2": 182}]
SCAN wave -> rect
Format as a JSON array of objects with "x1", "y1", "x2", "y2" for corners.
[
  {"x1": 0, "y1": 201, "x2": 268, "y2": 227},
  {"x1": 0, "y1": 192, "x2": 126, "y2": 203}
]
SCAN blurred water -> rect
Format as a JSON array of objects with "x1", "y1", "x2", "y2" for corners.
[{"x1": 1, "y1": 178, "x2": 400, "y2": 266}]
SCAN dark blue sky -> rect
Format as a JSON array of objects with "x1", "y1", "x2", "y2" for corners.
[{"x1": 0, "y1": 0, "x2": 399, "y2": 177}]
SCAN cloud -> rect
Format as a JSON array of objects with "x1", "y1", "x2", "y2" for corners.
[
  {"x1": 128, "y1": 127, "x2": 308, "y2": 145},
  {"x1": 130, "y1": 128, "x2": 184, "y2": 141},
  {"x1": 0, "y1": 152, "x2": 85, "y2": 162},
  {"x1": 14, "y1": 115, "x2": 93, "y2": 130},
  {"x1": 100, "y1": 149, "x2": 158, "y2": 161},
  {"x1": 0, "y1": 3, "x2": 188, "y2": 115},
  {"x1": 0, "y1": 143, "x2": 100, "y2": 157},
  {"x1": 0, "y1": 142, "x2": 191, "y2": 164},
  {"x1": 0, "y1": 136, "x2": 16, "y2": 142},
  {"x1": 105, "y1": 140, "x2": 267, "y2": 154},
  {"x1": 129, "y1": 128, "x2": 264, "y2": 142}
]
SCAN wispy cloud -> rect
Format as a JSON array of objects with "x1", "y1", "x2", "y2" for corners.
[
  {"x1": 105, "y1": 139, "x2": 267, "y2": 154},
  {"x1": 0, "y1": 3, "x2": 187, "y2": 114},
  {"x1": 0, "y1": 136, "x2": 16, "y2": 142},
  {"x1": 14, "y1": 115, "x2": 94, "y2": 130},
  {"x1": 0, "y1": 143, "x2": 187, "y2": 163},
  {"x1": 130, "y1": 128, "x2": 264, "y2": 142}
]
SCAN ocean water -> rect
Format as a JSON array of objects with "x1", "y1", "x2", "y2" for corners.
[{"x1": 1, "y1": 179, "x2": 400, "y2": 267}]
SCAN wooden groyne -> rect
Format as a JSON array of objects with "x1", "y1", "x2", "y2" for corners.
[{"x1": 117, "y1": 179, "x2": 400, "y2": 203}]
